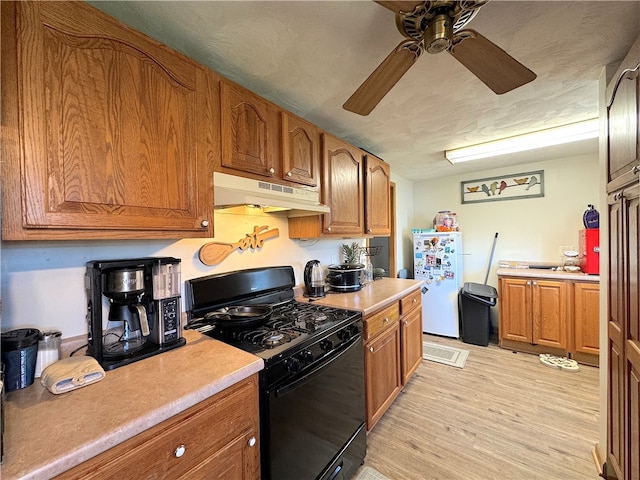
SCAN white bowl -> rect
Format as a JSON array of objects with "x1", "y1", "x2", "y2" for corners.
[{"x1": 564, "y1": 266, "x2": 581, "y2": 272}]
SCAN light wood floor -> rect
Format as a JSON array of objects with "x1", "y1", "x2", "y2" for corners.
[{"x1": 362, "y1": 334, "x2": 600, "y2": 480}]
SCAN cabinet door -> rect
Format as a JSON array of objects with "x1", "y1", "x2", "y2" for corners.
[
  {"x1": 625, "y1": 185, "x2": 640, "y2": 480},
  {"x1": 574, "y1": 282, "x2": 600, "y2": 355},
  {"x1": 364, "y1": 322, "x2": 401, "y2": 431},
  {"x1": 281, "y1": 112, "x2": 320, "y2": 187},
  {"x1": 221, "y1": 80, "x2": 277, "y2": 178},
  {"x1": 2, "y1": 1, "x2": 213, "y2": 240},
  {"x1": 608, "y1": 190, "x2": 628, "y2": 479},
  {"x1": 607, "y1": 64, "x2": 639, "y2": 189},
  {"x1": 401, "y1": 306, "x2": 423, "y2": 385},
  {"x1": 607, "y1": 184, "x2": 639, "y2": 480},
  {"x1": 532, "y1": 280, "x2": 568, "y2": 349},
  {"x1": 364, "y1": 154, "x2": 391, "y2": 236},
  {"x1": 55, "y1": 376, "x2": 260, "y2": 480},
  {"x1": 498, "y1": 278, "x2": 532, "y2": 343},
  {"x1": 322, "y1": 133, "x2": 364, "y2": 235}
]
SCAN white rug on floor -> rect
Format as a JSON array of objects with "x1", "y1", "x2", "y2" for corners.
[
  {"x1": 353, "y1": 466, "x2": 392, "y2": 480},
  {"x1": 423, "y1": 342, "x2": 469, "y2": 368}
]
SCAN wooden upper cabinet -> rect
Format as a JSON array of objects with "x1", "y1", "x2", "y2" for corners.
[
  {"x1": 606, "y1": 62, "x2": 640, "y2": 191},
  {"x1": 322, "y1": 133, "x2": 365, "y2": 235},
  {"x1": 281, "y1": 112, "x2": 320, "y2": 188},
  {"x1": 364, "y1": 154, "x2": 391, "y2": 236},
  {"x1": 220, "y1": 80, "x2": 279, "y2": 178},
  {"x1": 1, "y1": 1, "x2": 215, "y2": 240}
]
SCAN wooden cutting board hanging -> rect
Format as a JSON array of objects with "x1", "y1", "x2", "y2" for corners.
[{"x1": 198, "y1": 225, "x2": 279, "y2": 266}]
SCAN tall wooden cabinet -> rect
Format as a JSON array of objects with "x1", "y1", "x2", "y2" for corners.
[
  {"x1": 1, "y1": 1, "x2": 215, "y2": 240},
  {"x1": 605, "y1": 32, "x2": 640, "y2": 480}
]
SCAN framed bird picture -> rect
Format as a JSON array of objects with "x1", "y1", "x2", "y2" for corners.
[{"x1": 461, "y1": 170, "x2": 544, "y2": 204}]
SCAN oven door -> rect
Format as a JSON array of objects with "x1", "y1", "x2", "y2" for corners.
[{"x1": 263, "y1": 335, "x2": 366, "y2": 480}]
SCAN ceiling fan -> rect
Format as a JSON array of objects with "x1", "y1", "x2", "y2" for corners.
[{"x1": 343, "y1": 0, "x2": 536, "y2": 116}]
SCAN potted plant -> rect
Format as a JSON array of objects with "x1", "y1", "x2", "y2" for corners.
[{"x1": 341, "y1": 242, "x2": 363, "y2": 265}]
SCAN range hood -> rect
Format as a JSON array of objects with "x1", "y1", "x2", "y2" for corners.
[{"x1": 213, "y1": 172, "x2": 330, "y2": 217}]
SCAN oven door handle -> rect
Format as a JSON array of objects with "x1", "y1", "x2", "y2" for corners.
[{"x1": 275, "y1": 335, "x2": 362, "y2": 398}]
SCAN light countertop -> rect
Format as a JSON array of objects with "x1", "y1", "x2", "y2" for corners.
[
  {"x1": 1, "y1": 330, "x2": 263, "y2": 480},
  {"x1": 496, "y1": 267, "x2": 600, "y2": 282},
  {"x1": 295, "y1": 278, "x2": 424, "y2": 315}
]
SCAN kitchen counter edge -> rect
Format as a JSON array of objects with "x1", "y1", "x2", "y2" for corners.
[
  {"x1": 296, "y1": 278, "x2": 424, "y2": 315},
  {"x1": 1, "y1": 330, "x2": 264, "y2": 480},
  {"x1": 497, "y1": 267, "x2": 600, "y2": 282}
]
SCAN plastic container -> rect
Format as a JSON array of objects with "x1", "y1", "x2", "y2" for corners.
[
  {"x1": 1, "y1": 328, "x2": 40, "y2": 392},
  {"x1": 458, "y1": 283, "x2": 498, "y2": 347},
  {"x1": 34, "y1": 330, "x2": 62, "y2": 378},
  {"x1": 434, "y1": 211, "x2": 458, "y2": 232}
]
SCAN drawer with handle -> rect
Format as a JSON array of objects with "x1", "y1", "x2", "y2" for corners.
[{"x1": 364, "y1": 303, "x2": 400, "y2": 341}]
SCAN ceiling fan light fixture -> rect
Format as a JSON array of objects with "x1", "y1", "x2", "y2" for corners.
[
  {"x1": 444, "y1": 118, "x2": 599, "y2": 164},
  {"x1": 425, "y1": 13, "x2": 453, "y2": 53}
]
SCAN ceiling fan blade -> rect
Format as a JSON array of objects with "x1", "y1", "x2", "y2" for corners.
[
  {"x1": 374, "y1": 1, "x2": 425, "y2": 14},
  {"x1": 449, "y1": 29, "x2": 536, "y2": 94},
  {"x1": 343, "y1": 41, "x2": 421, "y2": 116}
]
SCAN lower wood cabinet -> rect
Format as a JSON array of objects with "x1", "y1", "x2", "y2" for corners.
[
  {"x1": 498, "y1": 274, "x2": 599, "y2": 364},
  {"x1": 55, "y1": 375, "x2": 260, "y2": 480},
  {"x1": 364, "y1": 288, "x2": 422, "y2": 431},
  {"x1": 400, "y1": 288, "x2": 423, "y2": 384}
]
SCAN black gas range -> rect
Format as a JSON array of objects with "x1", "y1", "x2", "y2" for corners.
[{"x1": 186, "y1": 266, "x2": 366, "y2": 480}]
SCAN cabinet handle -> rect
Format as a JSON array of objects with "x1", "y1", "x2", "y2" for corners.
[
  {"x1": 200, "y1": 219, "x2": 209, "y2": 228},
  {"x1": 633, "y1": 165, "x2": 640, "y2": 175},
  {"x1": 327, "y1": 227, "x2": 332, "y2": 232},
  {"x1": 286, "y1": 171, "x2": 292, "y2": 177},
  {"x1": 369, "y1": 346, "x2": 374, "y2": 352},
  {"x1": 526, "y1": 281, "x2": 531, "y2": 285},
  {"x1": 412, "y1": 298, "x2": 417, "y2": 303},
  {"x1": 383, "y1": 317, "x2": 389, "y2": 323},
  {"x1": 174, "y1": 444, "x2": 186, "y2": 458},
  {"x1": 248, "y1": 436, "x2": 257, "y2": 447},
  {"x1": 269, "y1": 167, "x2": 275, "y2": 174},
  {"x1": 367, "y1": 229, "x2": 372, "y2": 233},
  {"x1": 533, "y1": 281, "x2": 537, "y2": 286}
]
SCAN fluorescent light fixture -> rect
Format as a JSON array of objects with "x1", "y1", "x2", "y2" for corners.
[{"x1": 444, "y1": 118, "x2": 599, "y2": 164}]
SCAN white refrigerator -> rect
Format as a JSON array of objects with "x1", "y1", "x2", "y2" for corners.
[{"x1": 412, "y1": 230, "x2": 463, "y2": 337}]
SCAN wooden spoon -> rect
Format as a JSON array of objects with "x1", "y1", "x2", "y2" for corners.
[{"x1": 198, "y1": 228, "x2": 279, "y2": 266}]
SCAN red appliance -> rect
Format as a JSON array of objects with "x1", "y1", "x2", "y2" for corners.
[{"x1": 579, "y1": 229, "x2": 600, "y2": 274}]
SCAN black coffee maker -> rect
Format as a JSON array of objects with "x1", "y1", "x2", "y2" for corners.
[{"x1": 86, "y1": 257, "x2": 185, "y2": 370}]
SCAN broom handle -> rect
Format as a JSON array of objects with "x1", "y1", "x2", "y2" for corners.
[{"x1": 484, "y1": 232, "x2": 499, "y2": 285}]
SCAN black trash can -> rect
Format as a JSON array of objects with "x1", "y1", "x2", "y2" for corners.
[{"x1": 458, "y1": 282, "x2": 498, "y2": 347}]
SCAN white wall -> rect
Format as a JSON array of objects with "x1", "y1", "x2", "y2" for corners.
[
  {"x1": 391, "y1": 173, "x2": 415, "y2": 274},
  {"x1": 0, "y1": 211, "x2": 368, "y2": 338},
  {"x1": 412, "y1": 152, "x2": 600, "y2": 326}
]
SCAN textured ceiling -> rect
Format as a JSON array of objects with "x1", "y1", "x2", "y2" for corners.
[{"x1": 90, "y1": 1, "x2": 640, "y2": 180}]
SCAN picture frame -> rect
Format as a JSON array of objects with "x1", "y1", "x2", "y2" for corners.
[{"x1": 461, "y1": 170, "x2": 544, "y2": 204}]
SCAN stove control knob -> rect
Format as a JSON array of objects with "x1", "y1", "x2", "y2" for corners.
[
  {"x1": 320, "y1": 339, "x2": 333, "y2": 351},
  {"x1": 337, "y1": 329, "x2": 352, "y2": 341},
  {"x1": 285, "y1": 357, "x2": 301, "y2": 374},
  {"x1": 298, "y1": 349, "x2": 314, "y2": 364}
]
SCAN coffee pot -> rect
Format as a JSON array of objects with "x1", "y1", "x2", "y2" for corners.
[
  {"x1": 304, "y1": 260, "x2": 326, "y2": 298},
  {"x1": 103, "y1": 267, "x2": 150, "y2": 356}
]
